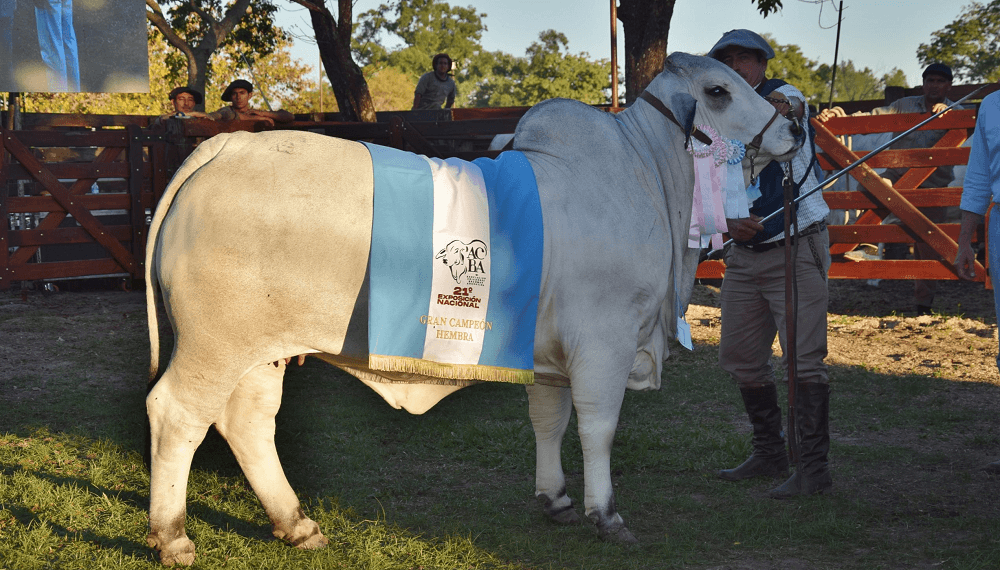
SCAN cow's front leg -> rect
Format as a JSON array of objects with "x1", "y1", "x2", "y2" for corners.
[
  {"x1": 571, "y1": 370, "x2": 637, "y2": 544},
  {"x1": 215, "y1": 361, "x2": 328, "y2": 550},
  {"x1": 526, "y1": 383, "x2": 579, "y2": 524}
]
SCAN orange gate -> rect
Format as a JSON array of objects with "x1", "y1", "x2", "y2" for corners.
[{"x1": 696, "y1": 109, "x2": 988, "y2": 285}]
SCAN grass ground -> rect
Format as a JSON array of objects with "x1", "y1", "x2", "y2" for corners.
[{"x1": 2, "y1": 288, "x2": 1000, "y2": 569}]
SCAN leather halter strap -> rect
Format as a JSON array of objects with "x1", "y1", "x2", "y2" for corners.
[
  {"x1": 638, "y1": 91, "x2": 783, "y2": 158},
  {"x1": 637, "y1": 91, "x2": 712, "y2": 146},
  {"x1": 745, "y1": 106, "x2": 782, "y2": 157}
]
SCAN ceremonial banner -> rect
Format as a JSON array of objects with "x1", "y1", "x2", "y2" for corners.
[{"x1": 365, "y1": 143, "x2": 543, "y2": 384}]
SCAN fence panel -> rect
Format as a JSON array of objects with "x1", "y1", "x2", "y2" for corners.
[
  {"x1": 696, "y1": 109, "x2": 988, "y2": 287},
  {"x1": 0, "y1": 126, "x2": 166, "y2": 290}
]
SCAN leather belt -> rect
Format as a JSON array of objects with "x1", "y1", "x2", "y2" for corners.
[{"x1": 737, "y1": 221, "x2": 827, "y2": 253}]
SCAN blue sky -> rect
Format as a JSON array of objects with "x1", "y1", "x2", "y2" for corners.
[{"x1": 275, "y1": 0, "x2": 969, "y2": 89}]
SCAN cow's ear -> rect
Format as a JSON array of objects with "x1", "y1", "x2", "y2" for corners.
[{"x1": 670, "y1": 92, "x2": 698, "y2": 147}]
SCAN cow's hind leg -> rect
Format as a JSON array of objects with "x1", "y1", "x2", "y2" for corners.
[
  {"x1": 147, "y1": 364, "x2": 222, "y2": 566},
  {"x1": 215, "y1": 361, "x2": 328, "y2": 550},
  {"x1": 570, "y1": 365, "x2": 637, "y2": 544},
  {"x1": 526, "y1": 383, "x2": 580, "y2": 524}
]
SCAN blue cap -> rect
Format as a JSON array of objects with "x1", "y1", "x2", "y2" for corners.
[
  {"x1": 708, "y1": 29, "x2": 775, "y2": 61},
  {"x1": 922, "y1": 63, "x2": 953, "y2": 82}
]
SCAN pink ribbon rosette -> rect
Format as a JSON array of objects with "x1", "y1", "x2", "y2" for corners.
[{"x1": 687, "y1": 125, "x2": 750, "y2": 249}]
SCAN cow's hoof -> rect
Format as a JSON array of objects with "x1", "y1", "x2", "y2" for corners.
[
  {"x1": 274, "y1": 516, "x2": 327, "y2": 550},
  {"x1": 537, "y1": 491, "x2": 580, "y2": 525},
  {"x1": 294, "y1": 531, "x2": 329, "y2": 550},
  {"x1": 597, "y1": 522, "x2": 639, "y2": 545},
  {"x1": 550, "y1": 507, "x2": 582, "y2": 525},
  {"x1": 149, "y1": 534, "x2": 196, "y2": 566}
]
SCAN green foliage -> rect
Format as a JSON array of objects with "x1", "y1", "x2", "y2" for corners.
[
  {"x1": 917, "y1": 0, "x2": 1000, "y2": 83},
  {"x1": 366, "y1": 65, "x2": 418, "y2": 111},
  {"x1": 756, "y1": 34, "x2": 907, "y2": 107},
  {"x1": 816, "y1": 59, "x2": 910, "y2": 103},
  {"x1": 205, "y1": 36, "x2": 313, "y2": 113},
  {"x1": 765, "y1": 34, "x2": 827, "y2": 104},
  {"x1": 356, "y1": 0, "x2": 612, "y2": 107},
  {"x1": 464, "y1": 31, "x2": 612, "y2": 107},
  {"x1": 281, "y1": 66, "x2": 416, "y2": 114},
  {"x1": 354, "y1": 0, "x2": 487, "y2": 80},
  {"x1": 754, "y1": 0, "x2": 784, "y2": 16},
  {"x1": 156, "y1": 0, "x2": 288, "y2": 85}
]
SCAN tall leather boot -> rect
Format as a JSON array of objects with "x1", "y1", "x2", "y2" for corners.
[
  {"x1": 768, "y1": 382, "x2": 832, "y2": 498},
  {"x1": 718, "y1": 384, "x2": 789, "y2": 481}
]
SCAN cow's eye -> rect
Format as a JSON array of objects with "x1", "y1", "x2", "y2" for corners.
[{"x1": 706, "y1": 86, "x2": 728, "y2": 97}]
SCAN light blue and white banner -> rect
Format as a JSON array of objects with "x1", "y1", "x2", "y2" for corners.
[{"x1": 364, "y1": 143, "x2": 542, "y2": 383}]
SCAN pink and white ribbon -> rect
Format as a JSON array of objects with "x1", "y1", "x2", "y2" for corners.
[{"x1": 687, "y1": 125, "x2": 752, "y2": 249}]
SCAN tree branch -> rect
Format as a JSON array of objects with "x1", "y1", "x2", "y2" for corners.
[
  {"x1": 146, "y1": 0, "x2": 195, "y2": 60},
  {"x1": 286, "y1": 0, "x2": 333, "y2": 18},
  {"x1": 216, "y1": 0, "x2": 257, "y2": 46}
]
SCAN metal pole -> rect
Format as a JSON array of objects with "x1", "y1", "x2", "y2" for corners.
[
  {"x1": 610, "y1": 0, "x2": 618, "y2": 107},
  {"x1": 239, "y1": 53, "x2": 274, "y2": 112},
  {"x1": 827, "y1": 1, "x2": 843, "y2": 110},
  {"x1": 705, "y1": 84, "x2": 987, "y2": 258}
]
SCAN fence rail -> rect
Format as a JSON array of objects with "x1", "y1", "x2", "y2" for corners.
[{"x1": 1, "y1": 103, "x2": 991, "y2": 290}]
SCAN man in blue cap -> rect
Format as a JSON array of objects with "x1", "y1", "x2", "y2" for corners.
[
  {"x1": 709, "y1": 29, "x2": 833, "y2": 500},
  {"x1": 819, "y1": 63, "x2": 957, "y2": 316}
]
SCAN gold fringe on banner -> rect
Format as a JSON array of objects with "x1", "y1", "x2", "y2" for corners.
[{"x1": 369, "y1": 354, "x2": 534, "y2": 385}]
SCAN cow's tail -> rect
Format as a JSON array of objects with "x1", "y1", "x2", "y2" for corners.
[{"x1": 146, "y1": 133, "x2": 239, "y2": 383}]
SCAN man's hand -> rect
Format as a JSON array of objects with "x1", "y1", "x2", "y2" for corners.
[
  {"x1": 726, "y1": 216, "x2": 764, "y2": 242},
  {"x1": 954, "y1": 244, "x2": 978, "y2": 280},
  {"x1": 931, "y1": 102, "x2": 948, "y2": 114},
  {"x1": 245, "y1": 109, "x2": 275, "y2": 127},
  {"x1": 816, "y1": 106, "x2": 846, "y2": 122},
  {"x1": 954, "y1": 210, "x2": 985, "y2": 281}
]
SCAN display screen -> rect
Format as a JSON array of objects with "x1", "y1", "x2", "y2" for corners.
[{"x1": 1, "y1": 0, "x2": 148, "y2": 93}]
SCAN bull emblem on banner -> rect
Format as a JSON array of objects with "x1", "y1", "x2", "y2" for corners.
[{"x1": 435, "y1": 239, "x2": 488, "y2": 284}]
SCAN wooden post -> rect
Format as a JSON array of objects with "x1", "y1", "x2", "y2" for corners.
[
  {"x1": 610, "y1": 0, "x2": 618, "y2": 108},
  {"x1": 0, "y1": 118, "x2": 9, "y2": 291},
  {"x1": 127, "y1": 125, "x2": 146, "y2": 280}
]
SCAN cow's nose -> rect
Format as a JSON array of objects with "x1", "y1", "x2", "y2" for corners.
[{"x1": 789, "y1": 117, "x2": 803, "y2": 138}]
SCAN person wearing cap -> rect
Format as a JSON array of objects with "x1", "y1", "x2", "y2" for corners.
[
  {"x1": 412, "y1": 53, "x2": 457, "y2": 110},
  {"x1": 818, "y1": 63, "x2": 957, "y2": 316},
  {"x1": 954, "y1": 88, "x2": 1000, "y2": 473},
  {"x1": 708, "y1": 29, "x2": 833, "y2": 500},
  {"x1": 210, "y1": 79, "x2": 294, "y2": 126},
  {"x1": 159, "y1": 87, "x2": 213, "y2": 121}
]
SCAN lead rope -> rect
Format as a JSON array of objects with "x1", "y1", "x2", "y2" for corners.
[
  {"x1": 746, "y1": 107, "x2": 782, "y2": 183},
  {"x1": 783, "y1": 159, "x2": 801, "y2": 467}
]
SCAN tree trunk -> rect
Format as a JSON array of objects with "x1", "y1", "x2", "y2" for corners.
[
  {"x1": 617, "y1": 0, "x2": 676, "y2": 104},
  {"x1": 309, "y1": 0, "x2": 377, "y2": 122},
  {"x1": 188, "y1": 46, "x2": 213, "y2": 107}
]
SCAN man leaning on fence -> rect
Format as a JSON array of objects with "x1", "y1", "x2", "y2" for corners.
[
  {"x1": 954, "y1": 88, "x2": 1000, "y2": 473},
  {"x1": 709, "y1": 29, "x2": 833, "y2": 499},
  {"x1": 818, "y1": 63, "x2": 956, "y2": 316}
]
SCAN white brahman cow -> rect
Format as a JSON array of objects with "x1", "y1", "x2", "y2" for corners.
[{"x1": 144, "y1": 52, "x2": 803, "y2": 565}]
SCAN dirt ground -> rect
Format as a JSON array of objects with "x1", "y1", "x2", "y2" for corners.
[
  {"x1": 688, "y1": 277, "x2": 999, "y2": 385},
  {"x1": 3, "y1": 276, "x2": 998, "y2": 394}
]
